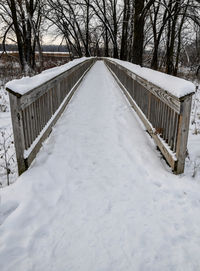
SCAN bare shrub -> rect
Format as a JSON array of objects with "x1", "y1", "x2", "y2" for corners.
[{"x1": 0, "y1": 129, "x2": 16, "y2": 186}]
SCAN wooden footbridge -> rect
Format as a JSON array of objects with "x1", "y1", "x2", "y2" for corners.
[{"x1": 6, "y1": 58, "x2": 194, "y2": 176}]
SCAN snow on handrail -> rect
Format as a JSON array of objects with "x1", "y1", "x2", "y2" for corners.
[
  {"x1": 6, "y1": 57, "x2": 94, "y2": 96},
  {"x1": 107, "y1": 58, "x2": 195, "y2": 99}
]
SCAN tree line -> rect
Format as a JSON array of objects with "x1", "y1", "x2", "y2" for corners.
[
  {"x1": 0, "y1": 0, "x2": 200, "y2": 76},
  {"x1": 0, "y1": 44, "x2": 69, "y2": 52}
]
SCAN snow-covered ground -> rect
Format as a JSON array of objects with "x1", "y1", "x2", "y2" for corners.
[
  {"x1": 0, "y1": 87, "x2": 17, "y2": 186},
  {"x1": 0, "y1": 61, "x2": 200, "y2": 270},
  {"x1": 186, "y1": 82, "x2": 200, "y2": 178}
]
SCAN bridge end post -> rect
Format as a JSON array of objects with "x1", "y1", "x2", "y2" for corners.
[
  {"x1": 175, "y1": 93, "x2": 193, "y2": 174},
  {"x1": 7, "y1": 91, "x2": 27, "y2": 176}
]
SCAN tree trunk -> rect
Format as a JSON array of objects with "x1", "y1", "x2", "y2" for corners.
[
  {"x1": 151, "y1": 43, "x2": 159, "y2": 70},
  {"x1": 10, "y1": 0, "x2": 26, "y2": 72},
  {"x1": 112, "y1": 0, "x2": 119, "y2": 58},
  {"x1": 132, "y1": 0, "x2": 145, "y2": 65},
  {"x1": 174, "y1": 2, "x2": 188, "y2": 76},
  {"x1": 103, "y1": 0, "x2": 109, "y2": 57},
  {"x1": 120, "y1": 0, "x2": 130, "y2": 60},
  {"x1": 85, "y1": 0, "x2": 90, "y2": 57},
  {"x1": 166, "y1": 0, "x2": 180, "y2": 74}
]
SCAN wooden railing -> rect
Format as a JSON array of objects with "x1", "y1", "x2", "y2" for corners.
[
  {"x1": 104, "y1": 59, "x2": 194, "y2": 174},
  {"x1": 7, "y1": 58, "x2": 95, "y2": 175},
  {"x1": 7, "y1": 57, "x2": 193, "y2": 176}
]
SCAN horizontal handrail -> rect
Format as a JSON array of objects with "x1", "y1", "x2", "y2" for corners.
[
  {"x1": 7, "y1": 58, "x2": 95, "y2": 175},
  {"x1": 104, "y1": 58, "x2": 194, "y2": 174}
]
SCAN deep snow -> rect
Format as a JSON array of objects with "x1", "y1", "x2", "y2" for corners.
[{"x1": 1, "y1": 61, "x2": 200, "y2": 271}]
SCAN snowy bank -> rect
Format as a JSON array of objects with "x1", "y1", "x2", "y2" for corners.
[
  {"x1": 107, "y1": 58, "x2": 195, "y2": 98},
  {"x1": 6, "y1": 57, "x2": 94, "y2": 96}
]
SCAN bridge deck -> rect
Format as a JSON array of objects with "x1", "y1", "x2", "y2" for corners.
[{"x1": 1, "y1": 61, "x2": 200, "y2": 271}]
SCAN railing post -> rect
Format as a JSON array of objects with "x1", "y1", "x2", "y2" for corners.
[
  {"x1": 175, "y1": 93, "x2": 193, "y2": 174},
  {"x1": 8, "y1": 92, "x2": 27, "y2": 175}
]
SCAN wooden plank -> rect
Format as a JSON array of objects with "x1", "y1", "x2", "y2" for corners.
[
  {"x1": 40, "y1": 94, "x2": 45, "y2": 129},
  {"x1": 162, "y1": 104, "x2": 167, "y2": 141},
  {"x1": 165, "y1": 105, "x2": 170, "y2": 143},
  {"x1": 8, "y1": 93, "x2": 27, "y2": 175},
  {"x1": 38, "y1": 96, "x2": 42, "y2": 133},
  {"x1": 172, "y1": 113, "x2": 179, "y2": 152},
  {"x1": 29, "y1": 104, "x2": 35, "y2": 145},
  {"x1": 147, "y1": 92, "x2": 151, "y2": 121},
  {"x1": 32, "y1": 102, "x2": 37, "y2": 140},
  {"x1": 168, "y1": 109, "x2": 173, "y2": 144},
  {"x1": 50, "y1": 88, "x2": 53, "y2": 116},
  {"x1": 26, "y1": 106, "x2": 32, "y2": 148},
  {"x1": 43, "y1": 92, "x2": 47, "y2": 126},
  {"x1": 175, "y1": 94, "x2": 193, "y2": 174},
  {"x1": 35, "y1": 99, "x2": 40, "y2": 137},
  {"x1": 127, "y1": 75, "x2": 133, "y2": 97},
  {"x1": 29, "y1": 105, "x2": 34, "y2": 144},
  {"x1": 156, "y1": 98, "x2": 162, "y2": 132},
  {"x1": 22, "y1": 109, "x2": 28, "y2": 150},
  {"x1": 169, "y1": 110, "x2": 176, "y2": 149}
]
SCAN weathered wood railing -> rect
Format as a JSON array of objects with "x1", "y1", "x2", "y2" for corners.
[
  {"x1": 7, "y1": 58, "x2": 95, "y2": 175},
  {"x1": 104, "y1": 59, "x2": 194, "y2": 174},
  {"x1": 7, "y1": 57, "x2": 194, "y2": 176}
]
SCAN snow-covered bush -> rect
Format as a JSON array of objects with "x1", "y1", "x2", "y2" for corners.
[
  {"x1": 0, "y1": 129, "x2": 16, "y2": 186},
  {"x1": 0, "y1": 87, "x2": 17, "y2": 187},
  {"x1": 0, "y1": 87, "x2": 9, "y2": 113},
  {"x1": 191, "y1": 85, "x2": 200, "y2": 135},
  {"x1": 186, "y1": 83, "x2": 200, "y2": 178}
]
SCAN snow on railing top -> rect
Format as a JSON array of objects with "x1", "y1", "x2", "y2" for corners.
[
  {"x1": 108, "y1": 58, "x2": 195, "y2": 99},
  {"x1": 6, "y1": 57, "x2": 93, "y2": 96}
]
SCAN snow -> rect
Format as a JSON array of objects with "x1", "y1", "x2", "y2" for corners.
[
  {"x1": 1, "y1": 61, "x2": 200, "y2": 270},
  {"x1": 5, "y1": 57, "x2": 94, "y2": 95},
  {"x1": 107, "y1": 58, "x2": 195, "y2": 98},
  {"x1": 185, "y1": 84, "x2": 200, "y2": 178},
  {"x1": 0, "y1": 87, "x2": 17, "y2": 186}
]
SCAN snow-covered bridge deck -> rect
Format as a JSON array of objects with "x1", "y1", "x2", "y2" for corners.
[{"x1": 1, "y1": 61, "x2": 200, "y2": 270}]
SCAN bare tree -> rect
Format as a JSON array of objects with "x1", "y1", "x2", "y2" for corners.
[
  {"x1": 132, "y1": 0, "x2": 156, "y2": 65},
  {"x1": 0, "y1": 0, "x2": 199, "y2": 77},
  {"x1": 120, "y1": 0, "x2": 131, "y2": 60},
  {"x1": 0, "y1": 0, "x2": 45, "y2": 74}
]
